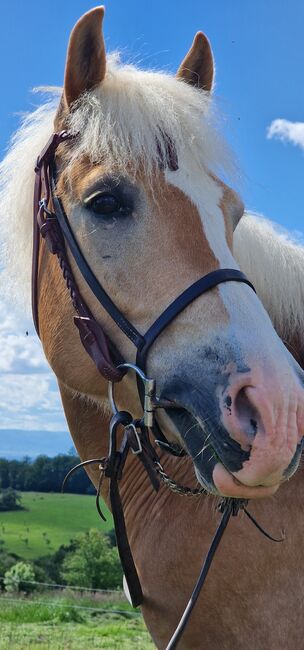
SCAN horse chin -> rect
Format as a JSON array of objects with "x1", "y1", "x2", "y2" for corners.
[{"x1": 194, "y1": 464, "x2": 280, "y2": 500}]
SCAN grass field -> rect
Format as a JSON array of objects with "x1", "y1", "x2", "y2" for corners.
[
  {"x1": 0, "y1": 592, "x2": 155, "y2": 649},
  {"x1": 0, "y1": 493, "x2": 157, "y2": 648},
  {"x1": 0, "y1": 492, "x2": 113, "y2": 559}
]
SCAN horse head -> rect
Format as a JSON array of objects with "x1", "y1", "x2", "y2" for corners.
[{"x1": 36, "y1": 7, "x2": 304, "y2": 500}]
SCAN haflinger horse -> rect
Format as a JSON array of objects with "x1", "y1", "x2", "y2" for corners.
[{"x1": 1, "y1": 6, "x2": 304, "y2": 649}]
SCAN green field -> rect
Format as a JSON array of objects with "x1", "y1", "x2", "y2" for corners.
[
  {"x1": 0, "y1": 493, "x2": 156, "y2": 648},
  {"x1": 0, "y1": 593, "x2": 155, "y2": 649},
  {"x1": 0, "y1": 492, "x2": 113, "y2": 559}
]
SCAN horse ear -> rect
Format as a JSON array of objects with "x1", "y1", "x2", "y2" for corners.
[
  {"x1": 177, "y1": 32, "x2": 214, "y2": 92},
  {"x1": 64, "y1": 6, "x2": 106, "y2": 108}
]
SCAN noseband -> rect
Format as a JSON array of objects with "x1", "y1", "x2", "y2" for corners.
[{"x1": 32, "y1": 130, "x2": 260, "y2": 649}]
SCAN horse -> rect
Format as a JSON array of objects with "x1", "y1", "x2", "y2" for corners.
[{"x1": 1, "y1": 6, "x2": 304, "y2": 649}]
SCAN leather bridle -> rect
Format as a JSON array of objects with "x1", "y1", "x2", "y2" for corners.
[
  {"x1": 32, "y1": 129, "x2": 262, "y2": 649},
  {"x1": 32, "y1": 130, "x2": 255, "y2": 448}
]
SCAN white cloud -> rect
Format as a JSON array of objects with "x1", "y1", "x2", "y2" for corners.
[
  {"x1": 0, "y1": 300, "x2": 66, "y2": 432},
  {"x1": 0, "y1": 302, "x2": 46, "y2": 373},
  {"x1": 267, "y1": 119, "x2": 304, "y2": 151}
]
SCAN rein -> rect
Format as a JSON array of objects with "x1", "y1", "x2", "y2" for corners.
[{"x1": 32, "y1": 130, "x2": 281, "y2": 649}]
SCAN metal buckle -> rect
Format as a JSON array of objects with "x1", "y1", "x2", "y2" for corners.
[
  {"x1": 126, "y1": 423, "x2": 143, "y2": 455},
  {"x1": 39, "y1": 198, "x2": 53, "y2": 216},
  {"x1": 108, "y1": 363, "x2": 156, "y2": 427}
]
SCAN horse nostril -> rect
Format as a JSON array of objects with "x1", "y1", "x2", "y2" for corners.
[{"x1": 233, "y1": 387, "x2": 262, "y2": 439}]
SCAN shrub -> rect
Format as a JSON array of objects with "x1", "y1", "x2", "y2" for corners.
[
  {"x1": 4, "y1": 561, "x2": 36, "y2": 594},
  {"x1": 0, "y1": 488, "x2": 22, "y2": 511},
  {"x1": 61, "y1": 529, "x2": 122, "y2": 590}
]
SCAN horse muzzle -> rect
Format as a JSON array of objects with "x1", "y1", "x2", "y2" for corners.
[{"x1": 161, "y1": 373, "x2": 304, "y2": 499}]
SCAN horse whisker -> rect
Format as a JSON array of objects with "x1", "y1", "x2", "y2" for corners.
[{"x1": 183, "y1": 421, "x2": 199, "y2": 438}]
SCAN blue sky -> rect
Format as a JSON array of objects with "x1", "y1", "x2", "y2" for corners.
[
  {"x1": 0, "y1": 1, "x2": 303, "y2": 447},
  {"x1": 1, "y1": 0, "x2": 303, "y2": 226}
]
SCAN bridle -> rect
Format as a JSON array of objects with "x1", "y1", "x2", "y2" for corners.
[
  {"x1": 32, "y1": 130, "x2": 255, "y2": 445},
  {"x1": 32, "y1": 130, "x2": 280, "y2": 649}
]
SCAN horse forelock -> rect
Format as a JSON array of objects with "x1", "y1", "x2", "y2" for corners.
[{"x1": 61, "y1": 54, "x2": 231, "y2": 179}]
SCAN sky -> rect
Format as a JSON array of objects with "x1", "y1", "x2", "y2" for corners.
[{"x1": 0, "y1": 1, "x2": 303, "y2": 448}]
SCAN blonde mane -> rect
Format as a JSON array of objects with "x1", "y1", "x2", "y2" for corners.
[{"x1": 234, "y1": 213, "x2": 304, "y2": 340}]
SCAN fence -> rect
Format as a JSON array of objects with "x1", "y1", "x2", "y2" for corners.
[{"x1": 0, "y1": 576, "x2": 140, "y2": 617}]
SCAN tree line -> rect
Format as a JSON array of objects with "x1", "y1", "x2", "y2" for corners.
[{"x1": 0, "y1": 454, "x2": 93, "y2": 494}]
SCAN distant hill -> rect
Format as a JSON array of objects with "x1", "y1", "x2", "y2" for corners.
[{"x1": 0, "y1": 429, "x2": 73, "y2": 459}]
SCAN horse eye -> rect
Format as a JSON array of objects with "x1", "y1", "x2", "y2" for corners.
[{"x1": 87, "y1": 193, "x2": 121, "y2": 216}]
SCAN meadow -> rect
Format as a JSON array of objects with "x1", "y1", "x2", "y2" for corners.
[
  {"x1": 0, "y1": 492, "x2": 112, "y2": 559},
  {"x1": 0, "y1": 492, "x2": 155, "y2": 648},
  {"x1": 0, "y1": 592, "x2": 155, "y2": 649}
]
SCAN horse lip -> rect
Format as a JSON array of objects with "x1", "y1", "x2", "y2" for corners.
[{"x1": 161, "y1": 398, "x2": 255, "y2": 495}]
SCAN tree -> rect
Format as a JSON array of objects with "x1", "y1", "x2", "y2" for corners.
[
  {"x1": 61, "y1": 529, "x2": 122, "y2": 590},
  {"x1": 4, "y1": 561, "x2": 36, "y2": 594},
  {"x1": 0, "y1": 454, "x2": 92, "y2": 493},
  {"x1": 0, "y1": 488, "x2": 22, "y2": 511},
  {"x1": 0, "y1": 459, "x2": 10, "y2": 488}
]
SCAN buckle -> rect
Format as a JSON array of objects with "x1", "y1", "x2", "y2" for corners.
[
  {"x1": 108, "y1": 362, "x2": 156, "y2": 428},
  {"x1": 126, "y1": 423, "x2": 143, "y2": 455},
  {"x1": 35, "y1": 131, "x2": 75, "y2": 172},
  {"x1": 37, "y1": 203, "x2": 61, "y2": 254}
]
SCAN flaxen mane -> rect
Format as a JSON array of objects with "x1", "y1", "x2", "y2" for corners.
[{"x1": 234, "y1": 214, "x2": 304, "y2": 340}]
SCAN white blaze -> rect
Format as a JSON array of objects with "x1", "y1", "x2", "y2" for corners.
[{"x1": 165, "y1": 158, "x2": 290, "y2": 363}]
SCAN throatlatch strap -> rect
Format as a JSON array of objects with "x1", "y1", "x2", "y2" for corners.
[{"x1": 32, "y1": 170, "x2": 42, "y2": 335}]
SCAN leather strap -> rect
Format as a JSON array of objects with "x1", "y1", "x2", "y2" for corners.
[
  {"x1": 135, "y1": 269, "x2": 256, "y2": 450},
  {"x1": 32, "y1": 131, "x2": 73, "y2": 336},
  {"x1": 136, "y1": 269, "x2": 256, "y2": 371},
  {"x1": 32, "y1": 133, "x2": 126, "y2": 383},
  {"x1": 105, "y1": 411, "x2": 144, "y2": 607},
  {"x1": 109, "y1": 474, "x2": 143, "y2": 607},
  {"x1": 50, "y1": 166, "x2": 144, "y2": 349},
  {"x1": 31, "y1": 169, "x2": 42, "y2": 334}
]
